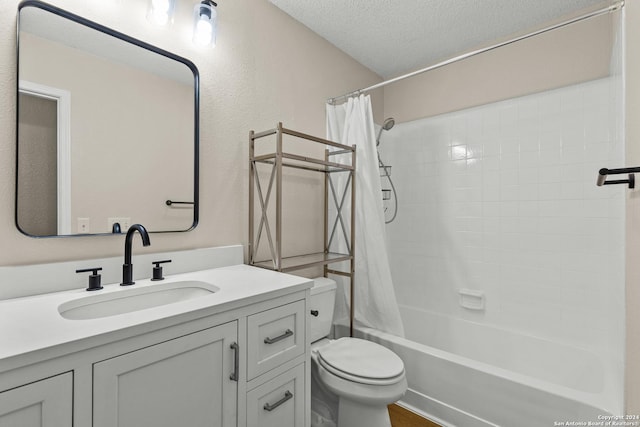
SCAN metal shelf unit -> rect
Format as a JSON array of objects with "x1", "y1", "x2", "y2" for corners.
[{"x1": 249, "y1": 122, "x2": 356, "y2": 335}]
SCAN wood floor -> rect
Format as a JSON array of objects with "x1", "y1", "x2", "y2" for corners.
[{"x1": 388, "y1": 404, "x2": 441, "y2": 427}]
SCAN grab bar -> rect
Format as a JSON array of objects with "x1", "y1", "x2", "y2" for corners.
[{"x1": 597, "y1": 167, "x2": 639, "y2": 189}]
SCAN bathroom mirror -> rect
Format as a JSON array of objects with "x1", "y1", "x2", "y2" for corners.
[{"x1": 16, "y1": 1, "x2": 199, "y2": 237}]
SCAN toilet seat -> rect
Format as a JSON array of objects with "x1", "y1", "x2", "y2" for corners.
[{"x1": 316, "y1": 338, "x2": 405, "y2": 386}]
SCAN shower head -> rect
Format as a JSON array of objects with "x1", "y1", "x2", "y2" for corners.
[{"x1": 376, "y1": 117, "x2": 395, "y2": 146}]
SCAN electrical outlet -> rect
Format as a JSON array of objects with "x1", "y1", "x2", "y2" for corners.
[
  {"x1": 107, "y1": 217, "x2": 131, "y2": 232},
  {"x1": 77, "y1": 217, "x2": 90, "y2": 234}
]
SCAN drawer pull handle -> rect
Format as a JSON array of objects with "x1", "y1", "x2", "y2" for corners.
[
  {"x1": 263, "y1": 391, "x2": 293, "y2": 412},
  {"x1": 264, "y1": 329, "x2": 293, "y2": 344},
  {"x1": 310, "y1": 310, "x2": 319, "y2": 317},
  {"x1": 230, "y1": 342, "x2": 239, "y2": 381}
]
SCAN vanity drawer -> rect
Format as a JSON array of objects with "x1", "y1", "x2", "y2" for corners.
[
  {"x1": 247, "y1": 300, "x2": 305, "y2": 380},
  {"x1": 247, "y1": 363, "x2": 305, "y2": 427}
]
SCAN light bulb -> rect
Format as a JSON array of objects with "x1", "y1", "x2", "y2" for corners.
[
  {"x1": 152, "y1": 10, "x2": 169, "y2": 25},
  {"x1": 194, "y1": 18, "x2": 213, "y2": 46},
  {"x1": 153, "y1": 0, "x2": 170, "y2": 10},
  {"x1": 192, "y1": 1, "x2": 217, "y2": 47},
  {"x1": 148, "y1": 0, "x2": 175, "y2": 26}
]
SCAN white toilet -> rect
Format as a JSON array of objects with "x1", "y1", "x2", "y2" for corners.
[{"x1": 310, "y1": 278, "x2": 407, "y2": 427}]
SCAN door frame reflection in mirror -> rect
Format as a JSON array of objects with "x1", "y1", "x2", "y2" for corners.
[
  {"x1": 16, "y1": 0, "x2": 200, "y2": 238},
  {"x1": 19, "y1": 80, "x2": 72, "y2": 235}
]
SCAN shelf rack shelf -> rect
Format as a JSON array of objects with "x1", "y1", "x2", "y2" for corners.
[
  {"x1": 251, "y1": 252, "x2": 352, "y2": 273},
  {"x1": 249, "y1": 122, "x2": 356, "y2": 335}
]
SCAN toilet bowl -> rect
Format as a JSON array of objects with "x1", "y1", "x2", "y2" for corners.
[{"x1": 309, "y1": 278, "x2": 407, "y2": 427}]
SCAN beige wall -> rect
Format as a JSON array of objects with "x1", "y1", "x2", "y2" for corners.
[
  {"x1": 0, "y1": 0, "x2": 382, "y2": 265},
  {"x1": 626, "y1": 0, "x2": 640, "y2": 415},
  {"x1": 384, "y1": 13, "x2": 613, "y2": 123}
]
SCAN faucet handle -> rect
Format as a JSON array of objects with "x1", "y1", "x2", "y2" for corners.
[
  {"x1": 151, "y1": 260, "x2": 172, "y2": 281},
  {"x1": 76, "y1": 267, "x2": 103, "y2": 291}
]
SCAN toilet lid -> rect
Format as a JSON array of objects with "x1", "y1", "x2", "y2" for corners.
[{"x1": 317, "y1": 337, "x2": 404, "y2": 381}]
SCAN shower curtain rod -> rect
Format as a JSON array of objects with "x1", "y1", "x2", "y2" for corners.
[{"x1": 327, "y1": 1, "x2": 624, "y2": 105}]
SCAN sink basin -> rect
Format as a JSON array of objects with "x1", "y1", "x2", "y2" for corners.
[{"x1": 58, "y1": 280, "x2": 218, "y2": 320}]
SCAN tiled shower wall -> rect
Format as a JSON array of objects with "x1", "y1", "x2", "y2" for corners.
[{"x1": 381, "y1": 78, "x2": 624, "y2": 354}]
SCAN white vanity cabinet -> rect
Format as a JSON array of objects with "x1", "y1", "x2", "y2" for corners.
[
  {"x1": 0, "y1": 372, "x2": 73, "y2": 427},
  {"x1": 0, "y1": 264, "x2": 312, "y2": 427},
  {"x1": 93, "y1": 321, "x2": 238, "y2": 427}
]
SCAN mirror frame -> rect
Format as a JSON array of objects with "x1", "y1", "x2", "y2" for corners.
[{"x1": 15, "y1": 0, "x2": 200, "y2": 238}]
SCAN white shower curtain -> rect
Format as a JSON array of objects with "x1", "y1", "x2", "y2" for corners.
[{"x1": 326, "y1": 95, "x2": 404, "y2": 337}]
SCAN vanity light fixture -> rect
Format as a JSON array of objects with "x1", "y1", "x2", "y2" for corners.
[
  {"x1": 147, "y1": 0, "x2": 176, "y2": 26},
  {"x1": 193, "y1": 0, "x2": 217, "y2": 47}
]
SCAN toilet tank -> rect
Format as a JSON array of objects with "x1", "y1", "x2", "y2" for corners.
[{"x1": 309, "y1": 277, "x2": 337, "y2": 342}]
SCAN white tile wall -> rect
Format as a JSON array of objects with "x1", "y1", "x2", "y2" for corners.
[{"x1": 381, "y1": 78, "x2": 625, "y2": 353}]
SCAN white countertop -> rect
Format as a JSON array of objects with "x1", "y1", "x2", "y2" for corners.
[{"x1": 0, "y1": 264, "x2": 312, "y2": 373}]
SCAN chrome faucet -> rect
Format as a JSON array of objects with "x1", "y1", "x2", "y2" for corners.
[{"x1": 121, "y1": 224, "x2": 151, "y2": 286}]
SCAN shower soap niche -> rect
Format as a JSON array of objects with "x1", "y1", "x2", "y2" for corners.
[{"x1": 459, "y1": 289, "x2": 485, "y2": 311}]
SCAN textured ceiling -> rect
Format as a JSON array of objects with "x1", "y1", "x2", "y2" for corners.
[{"x1": 269, "y1": 0, "x2": 610, "y2": 79}]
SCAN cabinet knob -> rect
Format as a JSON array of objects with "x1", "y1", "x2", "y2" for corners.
[{"x1": 310, "y1": 310, "x2": 319, "y2": 317}]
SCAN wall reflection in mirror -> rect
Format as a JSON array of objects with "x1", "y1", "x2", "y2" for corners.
[{"x1": 16, "y1": 2, "x2": 199, "y2": 237}]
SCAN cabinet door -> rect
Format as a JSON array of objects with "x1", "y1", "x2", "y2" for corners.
[
  {"x1": 247, "y1": 363, "x2": 305, "y2": 427},
  {"x1": 0, "y1": 372, "x2": 73, "y2": 427},
  {"x1": 93, "y1": 321, "x2": 238, "y2": 427}
]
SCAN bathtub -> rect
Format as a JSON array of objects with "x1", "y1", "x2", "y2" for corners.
[{"x1": 336, "y1": 307, "x2": 620, "y2": 427}]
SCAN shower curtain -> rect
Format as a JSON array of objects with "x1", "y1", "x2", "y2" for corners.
[{"x1": 326, "y1": 94, "x2": 404, "y2": 337}]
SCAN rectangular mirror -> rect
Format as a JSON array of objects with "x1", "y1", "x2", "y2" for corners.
[{"x1": 16, "y1": 0, "x2": 199, "y2": 237}]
